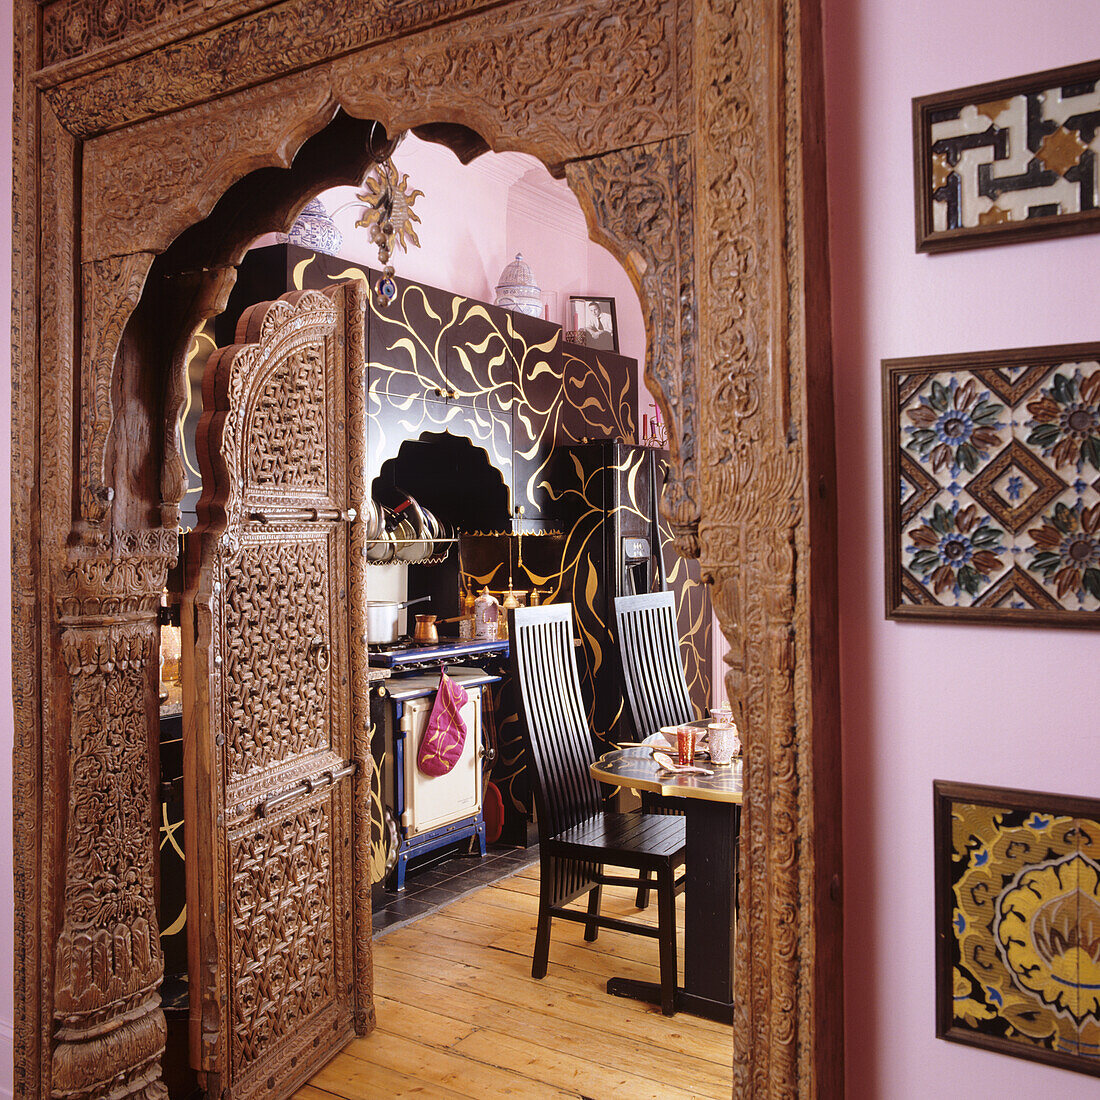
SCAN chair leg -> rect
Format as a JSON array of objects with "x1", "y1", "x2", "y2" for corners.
[
  {"x1": 532, "y1": 896, "x2": 552, "y2": 979},
  {"x1": 634, "y1": 868, "x2": 652, "y2": 910},
  {"x1": 584, "y1": 883, "x2": 602, "y2": 942},
  {"x1": 657, "y1": 864, "x2": 678, "y2": 1016}
]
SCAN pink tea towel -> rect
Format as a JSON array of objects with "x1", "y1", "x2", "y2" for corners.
[{"x1": 416, "y1": 672, "x2": 469, "y2": 776}]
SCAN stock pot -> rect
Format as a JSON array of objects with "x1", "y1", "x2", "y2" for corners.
[{"x1": 365, "y1": 595, "x2": 431, "y2": 644}]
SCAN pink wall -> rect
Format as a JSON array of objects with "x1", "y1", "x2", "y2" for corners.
[
  {"x1": 313, "y1": 135, "x2": 646, "y2": 371},
  {"x1": 823, "y1": 2, "x2": 1100, "y2": 1096}
]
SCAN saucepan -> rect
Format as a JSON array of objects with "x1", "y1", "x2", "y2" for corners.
[{"x1": 365, "y1": 595, "x2": 431, "y2": 644}]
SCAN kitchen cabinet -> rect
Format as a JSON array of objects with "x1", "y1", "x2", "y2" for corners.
[{"x1": 219, "y1": 243, "x2": 637, "y2": 534}]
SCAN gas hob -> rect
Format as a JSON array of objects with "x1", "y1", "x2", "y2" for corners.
[{"x1": 366, "y1": 636, "x2": 510, "y2": 670}]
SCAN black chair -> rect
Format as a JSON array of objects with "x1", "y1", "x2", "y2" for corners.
[
  {"x1": 614, "y1": 590, "x2": 696, "y2": 743},
  {"x1": 509, "y1": 603, "x2": 686, "y2": 1015},
  {"x1": 614, "y1": 590, "x2": 698, "y2": 906}
]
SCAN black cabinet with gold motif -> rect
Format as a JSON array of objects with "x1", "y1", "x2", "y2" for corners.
[{"x1": 220, "y1": 244, "x2": 638, "y2": 533}]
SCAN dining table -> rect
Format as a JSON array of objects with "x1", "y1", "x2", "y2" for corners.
[{"x1": 590, "y1": 740, "x2": 742, "y2": 1023}]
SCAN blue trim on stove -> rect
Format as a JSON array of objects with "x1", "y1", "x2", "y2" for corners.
[{"x1": 368, "y1": 637, "x2": 510, "y2": 669}]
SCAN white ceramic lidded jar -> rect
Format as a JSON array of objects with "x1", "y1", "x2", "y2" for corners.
[{"x1": 493, "y1": 253, "x2": 542, "y2": 318}]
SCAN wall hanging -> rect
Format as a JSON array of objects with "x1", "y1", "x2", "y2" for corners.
[
  {"x1": 913, "y1": 58, "x2": 1100, "y2": 252},
  {"x1": 934, "y1": 780, "x2": 1100, "y2": 1078},
  {"x1": 883, "y1": 341, "x2": 1100, "y2": 627},
  {"x1": 356, "y1": 136, "x2": 423, "y2": 306}
]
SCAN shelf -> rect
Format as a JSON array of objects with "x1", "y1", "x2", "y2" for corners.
[{"x1": 364, "y1": 535, "x2": 457, "y2": 567}]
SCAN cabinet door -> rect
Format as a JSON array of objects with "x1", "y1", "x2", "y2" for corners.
[
  {"x1": 508, "y1": 311, "x2": 563, "y2": 529},
  {"x1": 184, "y1": 285, "x2": 370, "y2": 1100},
  {"x1": 368, "y1": 274, "x2": 453, "y2": 404},
  {"x1": 561, "y1": 342, "x2": 639, "y2": 445},
  {"x1": 446, "y1": 297, "x2": 514, "y2": 414}
]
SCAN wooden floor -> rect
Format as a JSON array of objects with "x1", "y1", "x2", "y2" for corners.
[{"x1": 298, "y1": 863, "x2": 733, "y2": 1098}]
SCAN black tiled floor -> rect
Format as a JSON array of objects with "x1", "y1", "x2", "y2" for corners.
[{"x1": 372, "y1": 844, "x2": 538, "y2": 936}]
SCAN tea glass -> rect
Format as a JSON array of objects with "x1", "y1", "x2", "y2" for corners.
[{"x1": 676, "y1": 725, "x2": 698, "y2": 766}]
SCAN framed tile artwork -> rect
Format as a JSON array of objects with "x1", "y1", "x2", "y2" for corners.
[
  {"x1": 913, "y1": 59, "x2": 1100, "y2": 252},
  {"x1": 883, "y1": 342, "x2": 1100, "y2": 628},
  {"x1": 934, "y1": 781, "x2": 1100, "y2": 1078}
]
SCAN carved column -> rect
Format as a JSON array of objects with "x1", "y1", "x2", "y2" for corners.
[
  {"x1": 52, "y1": 533, "x2": 176, "y2": 1100},
  {"x1": 78, "y1": 255, "x2": 156, "y2": 533},
  {"x1": 565, "y1": 135, "x2": 699, "y2": 554}
]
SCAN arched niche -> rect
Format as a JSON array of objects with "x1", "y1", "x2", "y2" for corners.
[{"x1": 11, "y1": 2, "x2": 842, "y2": 1097}]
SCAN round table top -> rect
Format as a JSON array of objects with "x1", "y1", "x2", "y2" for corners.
[{"x1": 590, "y1": 746, "x2": 743, "y2": 804}]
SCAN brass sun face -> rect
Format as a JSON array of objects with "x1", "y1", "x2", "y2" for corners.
[{"x1": 355, "y1": 159, "x2": 424, "y2": 253}]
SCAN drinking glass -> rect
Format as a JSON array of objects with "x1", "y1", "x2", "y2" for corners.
[{"x1": 676, "y1": 725, "x2": 697, "y2": 766}]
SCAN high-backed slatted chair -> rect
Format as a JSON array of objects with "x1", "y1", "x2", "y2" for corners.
[
  {"x1": 614, "y1": 590, "x2": 697, "y2": 905},
  {"x1": 614, "y1": 590, "x2": 696, "y2": 743},
  {"x1": 509, "y1": 603, "x2": 686, "y2": 1015}
]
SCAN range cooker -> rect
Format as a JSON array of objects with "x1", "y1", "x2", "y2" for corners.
[{"x1": 370, "y1": 637, "x2": 509, "y2": 890}]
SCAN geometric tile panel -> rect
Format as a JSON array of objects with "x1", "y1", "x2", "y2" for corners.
[
  {"x1": 884, "y1": 346, "x2": 1100, "y2": 622},
  {"x1": 972, "y1": 565, "x2": 1062, "y2": 611},
  {"x1": 967, "y1": 439, "x2": 1067, "y2": 532},
  {"x1": 916, "y1": 63, "x2": 1100, "y2": 251},
  {"x1": 899, "y1": 449, "x2": 939, "y2": 525}
]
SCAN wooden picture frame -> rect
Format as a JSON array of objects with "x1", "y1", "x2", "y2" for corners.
[
  {"x1": 934, "y1": 780, "x2": 1100, "y2": 1078},
  {"x1": 568, "y1": 295, "x2": 619, "y2": 352},
  {"x1": 913, "y1": 59, "x2": 1100, "y2": 253},
  {"x1": 883, "y1": 342, "x2": 1100, "y2": 628}
]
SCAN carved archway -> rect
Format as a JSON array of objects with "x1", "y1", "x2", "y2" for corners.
[{"x1": 12, "y1": 2, "x2": 842, "y2": 1097}]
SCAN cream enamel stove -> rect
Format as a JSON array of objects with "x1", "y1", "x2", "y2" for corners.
[{"x1": 370, "y1": 638, "x2": 508, "y2": 889}]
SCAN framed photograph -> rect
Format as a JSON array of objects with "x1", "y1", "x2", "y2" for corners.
[
  {"x1": 568, "y1": 296, "x2": 618, "y2": 352},
  {"x1": 882, "y1": 342, "x2": 1100, "y2": 628},
  {"x1": 913, "y1": 59, "x2": 1100, "y2": 253},
  {"x1": 934, "y1": 780, "x2": 1100, "y2": 1078}
]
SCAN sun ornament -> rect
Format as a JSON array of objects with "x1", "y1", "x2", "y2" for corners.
[{"x1": 356, "y1": 157, "x2": 424, "y2": 308}]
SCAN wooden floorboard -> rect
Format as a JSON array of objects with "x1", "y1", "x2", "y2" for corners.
[{"x1": 299, "y1": 865, "x2": 733, "y2": 1098}]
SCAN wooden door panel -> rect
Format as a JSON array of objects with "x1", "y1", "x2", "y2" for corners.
[
  {"x1": 184, "y1": 285, "x2": 369, "y2": 1100},
  {"x1": 220, "y1": 530, "x2": 339, "y2": 794},
  {"x1": 226, "y1": 787, "x2": 353, "y2": 1094}
]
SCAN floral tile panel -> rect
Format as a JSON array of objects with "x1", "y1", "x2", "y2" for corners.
[
  {"x1": 885, "y1": 346, "x2": 1100, "y2": 623},
  {"x1": 936, "y1": 782, "x2": 1100, "y2": 1078}
]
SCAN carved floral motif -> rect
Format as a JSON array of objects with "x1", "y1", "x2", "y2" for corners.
[
  {"x1": 41, "y1": 0, "x2": 498, "y2": 77},
  {"x1": 52, "y1": 622, "x2": 167, "y2": 1100},
  {"x1": 48, "y1": 0, "x2": 679, "y2": 150},
  {"x1": 229, "y1": 803, "x2": 335, "y2": 1075},
  {"x1": 223, "y1": 538, "x2": 331, "y2": 781},
  {"x1": 82, "y1": 73, "x2": 333, "y2": 261}
]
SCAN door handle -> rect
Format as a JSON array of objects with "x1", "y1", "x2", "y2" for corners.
[
  {"x1": 255, "y1": 760, "x2": 357, "y2": 818},
  {"x1": 310, "y1": 637, "x2": 330, "y2": 673},
  {"x1": 249, "y1": 507, "x2": 354, "y2": 523}
]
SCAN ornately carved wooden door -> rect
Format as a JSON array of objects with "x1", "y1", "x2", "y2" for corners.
[{"x1": 183, "y1": 285, "x2": 373, "y2": 1099}]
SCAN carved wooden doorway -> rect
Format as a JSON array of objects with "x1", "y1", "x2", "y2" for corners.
[
  {"x1": 183, "y1": 285, "x2": 372, "y2": 1098},
  {"x1": 12, "y1": 3, "x2": 842, "y2": 1098}
]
